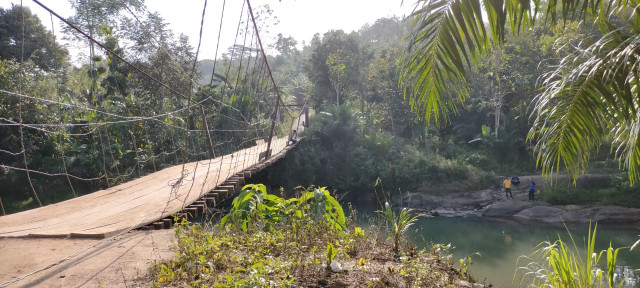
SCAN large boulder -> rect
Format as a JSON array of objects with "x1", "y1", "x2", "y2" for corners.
[
  {"x1": 400, "y1": 193, "x2": 444, "y2": 209},
  {"x1": 512, "y1": 205, "x2": 640, "y2": 224},
  {"x1": 482, "y1": 200, "x2": 546, "y2": 217},
  {"x1": 400, "y1": 189, "x2": 498, "y2": 211},
  {"x1": 512, "y1": 206, "x2": 566, "y2": 223},
  {"x1": 433, "y1": 208, "x2": 482, "y2": 218},
  {"x1": 443, "y1": 189, "x2": 497, "y2": 209},
  {"x1": 577, "y1": 206, "x2": 640, "y2": 224}
]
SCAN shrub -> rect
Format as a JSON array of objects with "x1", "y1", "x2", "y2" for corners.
[
  {"x1": 221, "y1": 184, "x2": 345, "y2": 233},
  {"x1": 152, "y1": 184, "x2": 473, "y2": 287}
]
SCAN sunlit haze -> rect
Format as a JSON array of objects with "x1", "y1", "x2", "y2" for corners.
[{"x1": 2, "y1": 0, "x2": 414, "y2": 63}]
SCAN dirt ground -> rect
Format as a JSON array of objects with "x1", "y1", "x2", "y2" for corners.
[{"x1": 0, "y1": 230, "x2": 174, "y2": 288}]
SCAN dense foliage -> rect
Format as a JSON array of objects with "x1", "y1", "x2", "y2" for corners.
[
  {"x1": 2, "y1": 0, "x2": 636, "y2": 215},
  {"x1": 402, "y1": 0, "x2": 640, "y2": 185},
  {"x1": 0, "y1": 3, "x2": 285, "y2": 213},
  {"x1": 152, "y1": 185, "x2": 474, "y2": 287},
  {"x1": 220, "y1": 184, "x2": 345, "y2": 232}
]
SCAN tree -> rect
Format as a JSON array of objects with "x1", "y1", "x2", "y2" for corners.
[
  {"x1": 305, "y1": 30, "x2": 361, "y2": 108},
  {"x1": 65, "y1": 0, "x2": 144, "y2": 45},
  {"x1": 65, "y1": 0, "x2": 144, "y2": 105},
  {"x1": 274, "y1": 33, "x2": 298, "y2": 57},
  {"x1": 401, "y1": 0, "x2": 640, "y2": 184},
  {"x1": 326, "y1": 49, "x2": 347, "y2": 106},
  {"x1": 364, "y1": 48, "x2": 414, "y2": 136},
  {"x1": 358, "y1": 17, "x2": 408, "y2": 50},
  {"x1": 0, "y1": 5, "x2": 68, "y2": 71}
]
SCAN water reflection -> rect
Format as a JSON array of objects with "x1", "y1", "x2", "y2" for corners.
[{"x1": 408, "y1": 217, "x2": 640, "y2": 287}]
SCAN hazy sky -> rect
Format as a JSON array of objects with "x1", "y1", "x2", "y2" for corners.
[{"x1": 3, "y1": 0, "x2": 415, "y2": 63}]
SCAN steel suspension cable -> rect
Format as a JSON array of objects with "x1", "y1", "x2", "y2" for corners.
[
  {"x1": 18, "y1": 0, "x2": 42, "y2": 206},
  {"x1": 246, "y1": 0, "x2": 283, "y2": 160}
]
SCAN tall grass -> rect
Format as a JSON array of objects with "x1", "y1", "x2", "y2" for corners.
[{"x1": 516, "y1": 223, "x2": 625, "y2": 288}]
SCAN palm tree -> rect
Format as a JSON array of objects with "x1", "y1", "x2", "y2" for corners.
[{"x1": 400, "y1": 0, "x2": 640, "y2": 185}]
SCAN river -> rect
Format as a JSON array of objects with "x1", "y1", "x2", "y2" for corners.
[{"x1": 406, "y1": 217, "x2": 640, "y2": 287}]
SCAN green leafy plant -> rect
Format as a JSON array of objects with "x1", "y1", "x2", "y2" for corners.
[
  {"x1": 152, "y1": 185, "x2": 471, "y2": 287},
  {"x1": 377, "y1": 202, "x2": 422, "y2": 255},
  {"x1": 516, "y1": 223, "x2": 626, "y2": 288},
  {"x1": 458, "y1": 252, "x2": 480, "y2": 280},
  {"x1": 220, "y1": 184, "x2": 345, "y2": 233},
  {"x1": 605, "y1": 244, "x2": 624, "y2": 288},
  {"x1": 432, "y1": 243, "x2": 453, "y2": 262},
  {"x1": 326, "y1": 242, "x2": 337, "y2": 268},
  {"x1": 297, "y1": 186, "x2": 346, "y2": 232}
]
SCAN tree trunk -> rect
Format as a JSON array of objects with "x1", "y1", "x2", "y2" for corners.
[
  {"x1": 494, "y1": 104, "x2": 500, "y2": 138},
  {"x1": 335, "y1": 72, "x2": 340, "y2": 106},
  {"x1": 390, "y1": 107, "x2": 395, "y2": 136}
]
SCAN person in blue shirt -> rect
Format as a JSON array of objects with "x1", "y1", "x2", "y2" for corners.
[{"x1": 528, "y1": 178, "x2": 536, "y2": 201}]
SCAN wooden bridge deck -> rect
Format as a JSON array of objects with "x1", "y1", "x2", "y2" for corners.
[{"x1": 0, "y1": 138, "x2": 290, "y2": 238}]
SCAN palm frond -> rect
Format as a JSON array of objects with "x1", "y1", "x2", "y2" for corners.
[
  {"x1": 400, "y1": 0, "x2": 489, "y2": 126},
  {"x1": 529, "y1": 27, "x2": 640, "y2": 184},
  {"x1": 403, "y1": 0, "x2": 640, "y2": 184}
]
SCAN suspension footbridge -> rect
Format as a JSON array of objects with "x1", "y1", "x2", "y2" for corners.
[
  {"x1": 0, "y1": 0, "x2": 308, "y2": 239},
  {"x1": 0, "y1": 129, "x2": 300, "y2": 238}
]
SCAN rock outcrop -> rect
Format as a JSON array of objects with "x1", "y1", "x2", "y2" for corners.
[
  {"x1": 482, "y1": 200, "x2": 548, "y2": 217},
  {"x1": 398, "y1": 175, "x2": 640, "y2": 226}
]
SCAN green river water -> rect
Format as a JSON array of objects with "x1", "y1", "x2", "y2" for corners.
[
  {"x1": 406, "y1": 217, "x2": 640, "y2": 287},
  {"x1": 210, "y1": 197, "x2": 640, "y2": 287}
]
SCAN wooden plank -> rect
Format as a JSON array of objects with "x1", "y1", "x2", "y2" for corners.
[
  {"x1": 69, "y1": 232, "x2": 109, "y2": 238},
  {"x1": 219, "y1": 185, "x2": 236, "y2": 195},
  {"x1": 184, "y1": 208, "x2": 198, "y2": 218},
  {"x1": 190, "y1": 204, "x2": 204, "y2": 215},
  {"x1": 230, "y1": 177, "x2": 245, "y2": 186},
  {"x1": 28, "y1": 233, "x2": 68, "y2": 239},
  {"x1": 228, "y1": 181, "x2": 241, "y2": 191},
  {"x1": 210, "y1": 190, "x2": 228, "y2": 199},
  {"x1": 203, "y1": 197, "x2": 216, "y2": 206},
  {"x1": 206, "y1": 192, "x2": 221, "y2": 199}
]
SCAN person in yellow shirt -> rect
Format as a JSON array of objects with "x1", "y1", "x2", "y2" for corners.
[{"x1": 503, "y1": 177, "x2": 513, "y2": 199}]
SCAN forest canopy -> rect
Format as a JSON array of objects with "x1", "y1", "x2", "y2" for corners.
[{"x1": 0, "y1": 0, "x2": 636, "y2": 214}]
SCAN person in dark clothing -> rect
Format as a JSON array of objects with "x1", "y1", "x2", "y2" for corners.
[
  {"x1": 529, "y1": 178, "x2": 536, "y2": 201},
  {"x1": 288, "y1": 129, "x2": 298, "y2": 145}
]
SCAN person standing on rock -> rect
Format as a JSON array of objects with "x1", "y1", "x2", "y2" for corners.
[
  {"x1": 529, "y1": 178, "x2": 536, "y2": 201},
  {"x1": 503, "y1": 177, "x2": 513, "y2": 199}
]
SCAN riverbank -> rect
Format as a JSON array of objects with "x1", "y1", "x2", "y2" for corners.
[
  {"x1": 0, "y1": 230, "x2": 174, "y2": 287},
  {"x1": 396, "y1": 175, "x2": 640, "y2": 227},
  {"x1": 149, "y1": 221, "x2": 482, "y2": 287},
  {"x1": 144, "y1": 184, "x2": 482, "y2": 287}
]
